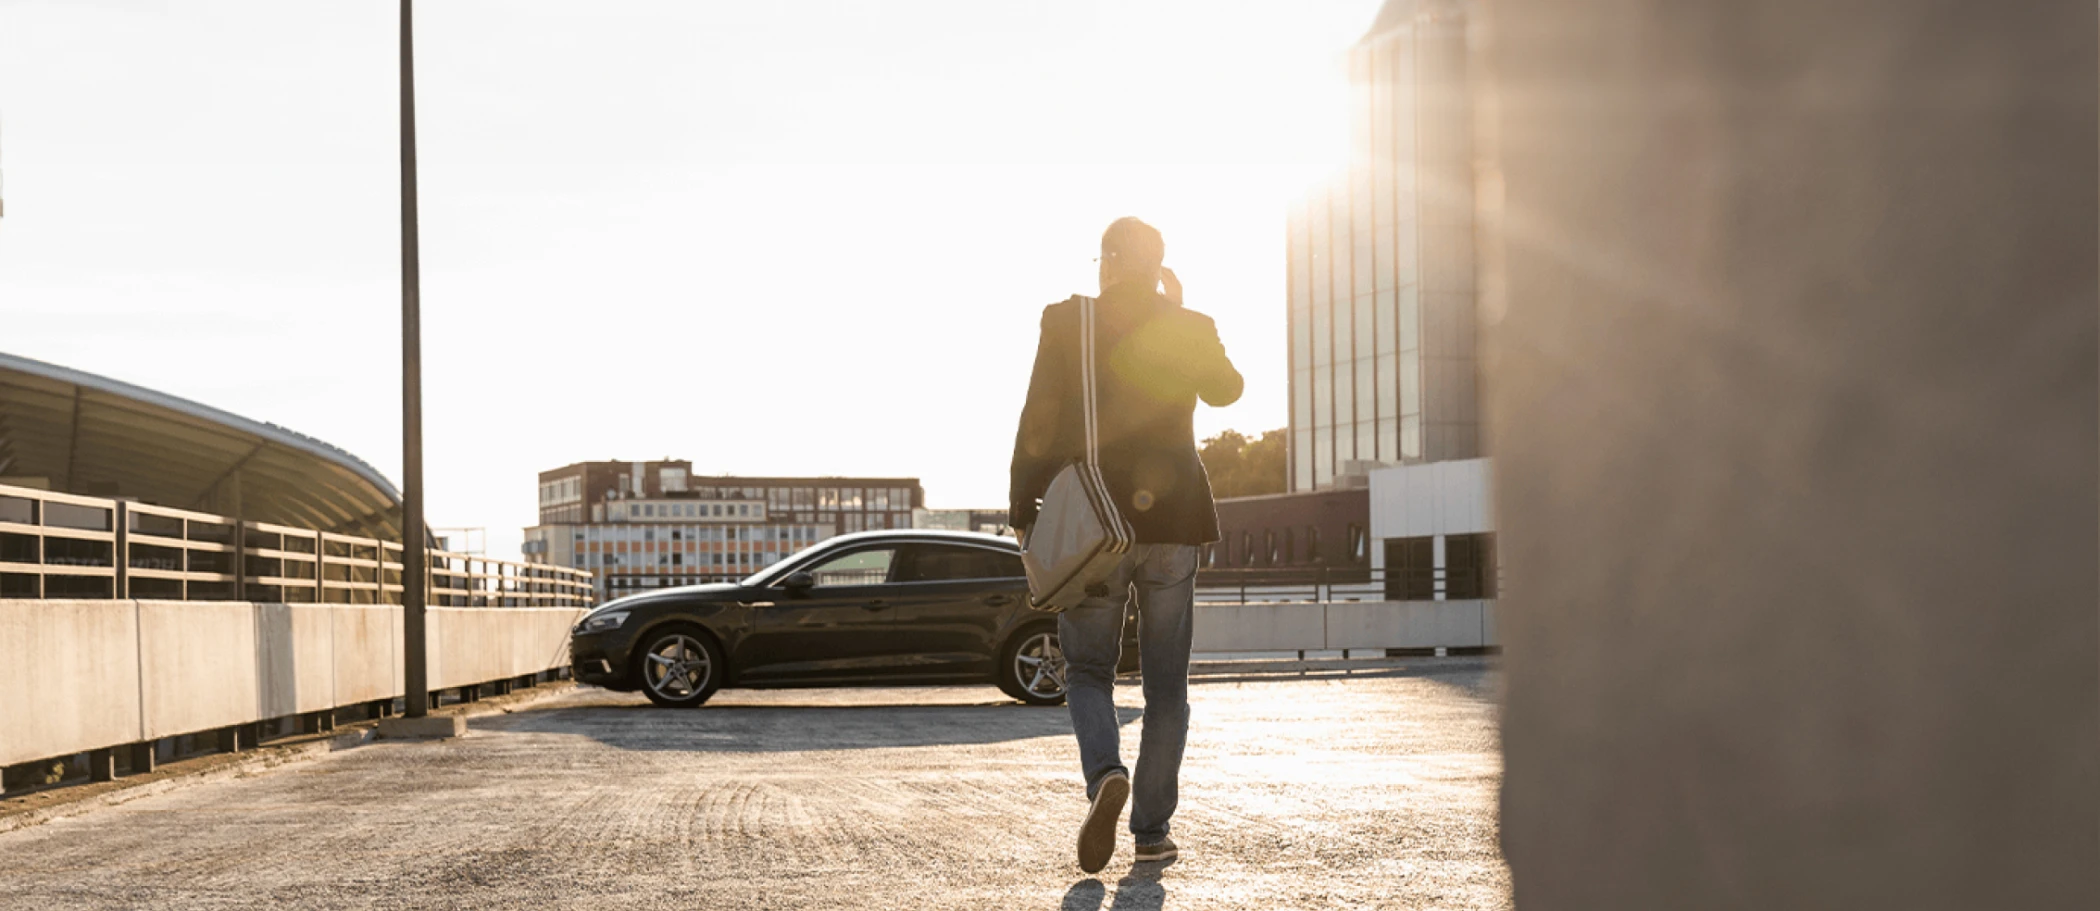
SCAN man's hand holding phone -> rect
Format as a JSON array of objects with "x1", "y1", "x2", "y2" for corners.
[{"x1": 1159, "y1": 266, "x2": 1183, "y2": 307}]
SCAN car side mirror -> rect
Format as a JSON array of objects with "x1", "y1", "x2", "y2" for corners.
[{"x1": 781, "y1": 571, "x2": 815, "y2": 594}]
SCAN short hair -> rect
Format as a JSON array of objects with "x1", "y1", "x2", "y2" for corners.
[{"x1": 1100, "y1": 217, "x2": 1165, "y2": 273}]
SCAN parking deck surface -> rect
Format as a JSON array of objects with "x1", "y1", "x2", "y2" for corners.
[{"x1": 0, "y1": 662, "x2": 1509, "y2": 910}]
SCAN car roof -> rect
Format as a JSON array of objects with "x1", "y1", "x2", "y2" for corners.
[{"x1": 820, "y1": 528, "x2": 1020, "y2": 551}]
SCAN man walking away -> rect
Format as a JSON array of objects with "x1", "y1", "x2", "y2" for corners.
[{"x1": 1010, "y1": 217, "x2": 1243, "y2": 873}]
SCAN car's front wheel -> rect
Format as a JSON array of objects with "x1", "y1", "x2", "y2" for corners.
[
  {"x1": 632, "y1": 624, "x2": 725, "y2": 708},
  {"x1": 998, "y1": 626, "x2": 1069, "y2": 706}
]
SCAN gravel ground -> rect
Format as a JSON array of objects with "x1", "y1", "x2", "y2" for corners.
[{"x1": 0, "y1": 663, "x2": 1509, "y2": 910}]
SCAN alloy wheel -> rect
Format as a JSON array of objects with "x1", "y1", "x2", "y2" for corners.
[
  {"x1": 644, "y1": 634, "x2": 711, "y2": 700},
  {"x1": 1012, "y1": 631, "x2": 1068, "y2": 700}
]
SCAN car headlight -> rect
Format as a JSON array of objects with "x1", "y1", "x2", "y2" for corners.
[{"x1": 577, "y1": 611, "x2": 629, "y2": 634}]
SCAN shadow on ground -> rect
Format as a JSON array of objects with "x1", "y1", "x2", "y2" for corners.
[
  {"x1": 1062, "y1": 867, "x2": 1169, "y2": 911},
  {"x1": 480, "y1": 700, "x2": 1141, "y2": 752}
]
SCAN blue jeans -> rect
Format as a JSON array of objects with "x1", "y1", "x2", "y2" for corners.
[{"x1": 1058, "y1": 543, "x2": 1198, "y2": 845}]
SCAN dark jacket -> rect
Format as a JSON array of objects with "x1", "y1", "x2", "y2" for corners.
[{"x1": 1009, "y1": 284, "x2": 1244, "y2": 544}]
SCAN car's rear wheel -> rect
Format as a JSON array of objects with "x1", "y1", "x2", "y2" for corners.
[
  {"x1": 633, "y1": 624, "x2": 724, "y2": 708},
  {"x1": 998, "y1": 626, "x2": 1068, "y2": 705}
]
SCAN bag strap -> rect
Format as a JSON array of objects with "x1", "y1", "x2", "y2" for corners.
[
  {"x1": 1079, "y1": 296, "x2": 1099, "y2": 471},
  {"x1": 1076, "y1": 296, "x2": 1134, "y2": 552}
]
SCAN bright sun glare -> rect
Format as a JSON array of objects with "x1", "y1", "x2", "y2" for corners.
[{"x1": 0, "y1": 0, "x2": 1385, "y2": 559}]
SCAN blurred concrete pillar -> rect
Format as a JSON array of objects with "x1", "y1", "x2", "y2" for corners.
[{"x1": 1480, "y1": 2, "x2": 2098, "y2": 908}]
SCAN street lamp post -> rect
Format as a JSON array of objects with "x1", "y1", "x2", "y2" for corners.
[{"x1": 398, "y1": 0, "x2": 429, "y2": 719}]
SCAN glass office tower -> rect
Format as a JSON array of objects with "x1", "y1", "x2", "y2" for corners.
[{"x1": 1288, "y1": 0, "x2": 1480, "y2": 492}]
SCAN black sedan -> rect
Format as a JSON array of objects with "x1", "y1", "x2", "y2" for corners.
[{"x1": 568, "y1": 529, "x2": 1136, "y2": 707}]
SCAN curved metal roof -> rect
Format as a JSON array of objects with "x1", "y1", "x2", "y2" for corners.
[{"x1": 0, "y1": 351, "x2": 403, "y2": 539}]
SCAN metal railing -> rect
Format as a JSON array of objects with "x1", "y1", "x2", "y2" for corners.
[
  {"x1": 1194, "y1": 565, "x2": 1503, "y2": 605},
  {"x1": 0, "y1": 483, "x2": 592, "y2": 607}
]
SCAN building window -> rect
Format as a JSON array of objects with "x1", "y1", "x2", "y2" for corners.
[
  {"x1": 1240, "y1": 531, "x2": 1253, "y2": 567},
  {"x1": 1445, "y1": 533, "x2": 1497, "y2": 600},
  {"x1": 671, "y1": 553, "x2": 682, "y2": 566},
  {"x1": 1307, "y1": 526, "x2": 1322, "y2": 564},
  {"x1": 1264, "y1": 530, "x2": 1278, "y2": 566},
  {"x1": 1283, "y1": 528, "x2": 1296, "y2": 565},
  {"x1": 1384, "y1": 537, "x2": 1435, "y2": 600},
  {"x1": 1347, "y1": 524, "x2": 1368, "y2": 564}
]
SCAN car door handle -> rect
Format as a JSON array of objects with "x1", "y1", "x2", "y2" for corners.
[
  {"x1": 861, "y1": 600, "x2": 891, "y2": 612},
  {"x1": 983, "y1": 594, "x2": 1015, "y2": 607}
]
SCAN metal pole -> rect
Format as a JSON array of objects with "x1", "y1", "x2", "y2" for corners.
[
  {"x1": 399, "y1": 0, "x2": 428, "y2": 719},
  {"x1": 229, "y1": 471, "x2": 245, "y2": 603}
]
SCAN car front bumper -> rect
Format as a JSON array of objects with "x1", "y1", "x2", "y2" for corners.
[{"x1": 569, "y1": 630, "x2": 635, "y2": 689}]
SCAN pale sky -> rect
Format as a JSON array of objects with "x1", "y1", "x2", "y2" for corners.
[{"x1": 0, "y1": 0, "x2": 1383, "y2": 558}]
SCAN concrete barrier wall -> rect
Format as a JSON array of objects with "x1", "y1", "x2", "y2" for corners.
[
  {"x1": 427, "y1": 608, "x2": 580, "y2": 691},
  {"x1": 6, "y1": 595, "x2": 1452, "y2": 767},
  {"x1": 138, "y1": 601, "x2": 261, "y2": 741},
  {"x1": 333, "y1": 606, "x2": 398, "y2": 707},
  {"x1": 0, "y1": 600, "x2": 584, "y2": 767},
  {"x1": 1193, "y1": 602, "x2": 1327, "y2": 652},
  {"x1": 1324, "y1": 600, "x2": 1490, "y2": 650},
  {"x1": 1193, "y1": 600, "x2": 1499, "y2": 653},
  {"x1": 0, "y1": 600, "x2": 144, "y2": 767}
]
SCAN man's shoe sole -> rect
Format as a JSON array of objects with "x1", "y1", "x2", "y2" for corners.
[
  {"x1": 1135, "y1": 845, "x2": 1177, "y2": 864},
  {"x1": 1077, "y1": 775, "x2": 1129, "y2": 874}
]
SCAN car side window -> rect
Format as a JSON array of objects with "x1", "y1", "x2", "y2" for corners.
[
  {"x1": 896, "y1": 545, "x2": 1025, "y2": 583},
  {"x1": 806, "y1": 548, "x2": 895, "y2": 587}
]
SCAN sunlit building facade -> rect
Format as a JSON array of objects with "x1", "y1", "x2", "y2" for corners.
[
  {"x1": 522, "y1": 460, "x2": 923, "y2": 598},
  {"x1": 1287, "y1": 0, "x2": 1480, "y2": 491},
  {"x1": 910, "y1": 507, "x2": 1012, "y2": 536}
]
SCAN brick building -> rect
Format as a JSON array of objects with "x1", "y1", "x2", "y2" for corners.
[{"x1": 523, "y1": 460, "x2": 922, "y2": 598}]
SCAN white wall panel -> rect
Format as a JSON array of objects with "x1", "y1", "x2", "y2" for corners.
[
  {"x1": 1325, "y1": 600, "x2": 1489, "y2": 649},
  {"x1": 1369, "y1": 457, "x2": 1494, "y2": 539},
  {"x1": 1194, "y1": 603, "x2": 1327, "y2": 652}
]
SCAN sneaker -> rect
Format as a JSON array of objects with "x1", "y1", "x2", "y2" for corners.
[
  {"x1": 1135, "y1": 836, "x2": 1178, "y2": 864},
  {"x1": 1077, "y1": 771, "x2": 1130, "y2": 873}
]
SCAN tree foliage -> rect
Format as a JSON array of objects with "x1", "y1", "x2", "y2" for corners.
[{"x1": 1199, "y1": 428, "x2": 1288, "y2": 500}]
